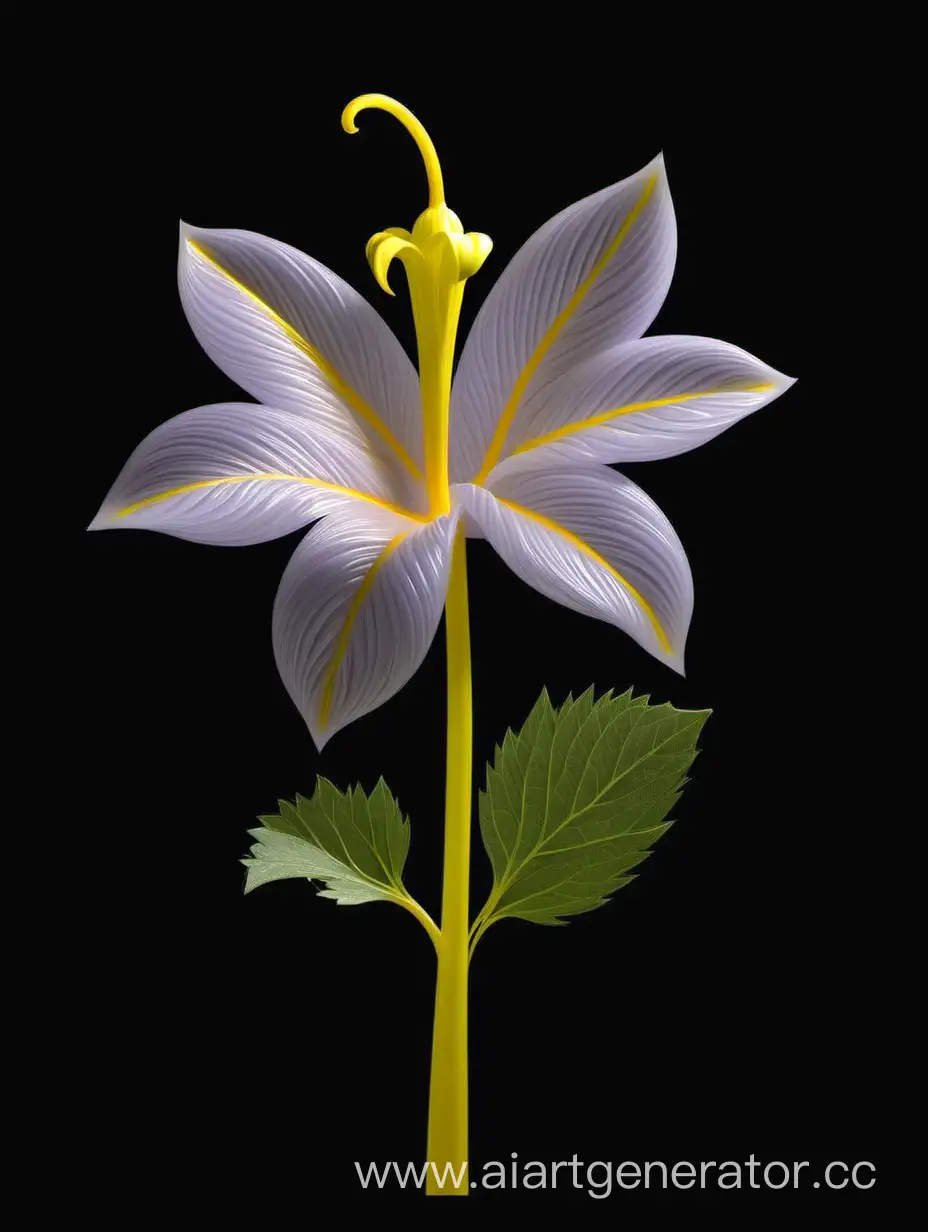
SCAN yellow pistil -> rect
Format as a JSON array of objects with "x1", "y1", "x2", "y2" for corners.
[{"x1": 343, "y1": 94, "x2": 491, "y2": 519}]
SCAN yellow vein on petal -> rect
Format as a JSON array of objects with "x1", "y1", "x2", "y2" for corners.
[
  {"x1": 494, "y1": 497, "x2": 672, "y2": 655},
  {"x1": 474, "y1": 174, "x2": 658, "y2": 484},
  {"x1": 113, "y1": 475, "x2": 428, "y2": 522},
  {"x1": 187, "y1": 239, "x2": 424, "y2": 483},
  {"x1": 513, "y1": 383, "x2": 776, "y2": 455},
  {"x1": 318, "y1": 533, "x2": 408, "y2": 729}
]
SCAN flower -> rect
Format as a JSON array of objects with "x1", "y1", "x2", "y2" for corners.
[{"x1": 90, "y1": 98, "x2": 793, "y2": 749}]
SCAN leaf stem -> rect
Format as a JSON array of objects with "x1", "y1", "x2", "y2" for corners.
[
  {"x1": 467, "y1": 913, "x2": 496, "y2": 962},
  {"x1": 394, "y1": 893, "x2": 441, "y2": 952},
  {"x1": 426, "y1": 533, "x2": 472, "y2": 1196}
]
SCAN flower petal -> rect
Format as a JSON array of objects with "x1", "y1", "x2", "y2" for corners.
[
  {"x1": 179, "y1": 223, "x2": 424, "y2": 501},
  {"x1": 89, "y1": 402, "x2": 420, "y2": 546},
  {"x1": 454, "y1": 465, "x2": 691, "y2": 671},
  {"x1": 489, "y1": 335, "x2": 794, "y2": 476},
  {"x1": 450, "y1": 155, "x2": 675, "y2": 483},
  {"x1": 273, "y1": 506, "x2": 460, "y2": 748}
]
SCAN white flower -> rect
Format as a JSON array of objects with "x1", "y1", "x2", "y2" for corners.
[{"x1": 91, "y1": 113, "x2": 793, "y2": 749}]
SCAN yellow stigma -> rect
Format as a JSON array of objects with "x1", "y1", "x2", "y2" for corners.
[
  {"x1": 342, "y1": 93, "x2": 445, "y2": 209},
  {"x1": 343, "y1": 94, "x2": 492, "y2": 518}
]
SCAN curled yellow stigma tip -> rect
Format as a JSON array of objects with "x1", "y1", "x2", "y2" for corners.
[{"x1": 341, "y1": 93, "x2": 445, "y2": 208}]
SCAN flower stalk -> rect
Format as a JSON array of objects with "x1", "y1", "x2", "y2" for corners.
[
  {"x1": 343, "y1": 93, "x2": 491, "y2": 1195},
  {"x1": 427, "y1": 532, "x2": 472, "y2": 1194}
]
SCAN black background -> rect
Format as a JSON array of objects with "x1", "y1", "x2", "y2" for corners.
[{"x1": 54, "y1": 53, "x2": 886, "y2": 1212}]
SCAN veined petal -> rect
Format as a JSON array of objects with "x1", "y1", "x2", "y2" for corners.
[
  {"x1": 454, "y1": 466, "x2": 691, "y2": 672},
  {"x1": 490, "y1": 335, "x2": 795, "y2": 475},
  {"x1": 89, "y1": 402, "x2": 421, "y2": 546},
  {"x1": 179, "y1": 223, "x2": 425, "y2": 502},
  {"x1": 450, "y1": 155, "x2": 675, "y2": 484},
  {"x1": 273, "y1": 506, "x2": 460, "y2": 748}
]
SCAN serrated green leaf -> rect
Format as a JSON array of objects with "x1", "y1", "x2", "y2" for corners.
[
  {"x1": 476, "y1": 689, "x2": 710, "y2": 927},
  {"x1": 242, "y1": 776, "x2": 412, "y2": 908}
]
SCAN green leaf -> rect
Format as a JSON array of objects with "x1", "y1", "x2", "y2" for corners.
[
  {"x1": 476, "y1": 688, "x2": 710, "y2": 928},
  {"x1": 242, "y1": 777, "x2": 412, "y2": 908}
]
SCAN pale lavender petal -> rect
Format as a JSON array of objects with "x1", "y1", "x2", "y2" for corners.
[
  {"x1": 450, "y1": 155, "x2": 676, "y2": 483},
  {"x1": 89, "y1": 402, "x2": 409, "y2": 546},
  {"x1": 179, "y1": 223, "x2": 425, "y2": 506},
  {"x1": 454, "y1": 465, "x2": 691, "y2": 672},
  {"x1": 273, "y1": 506, "x2": 460, "y2": 748},
  {"x1": 489, "y1": 335, "x2": 795, "y2": 477}
]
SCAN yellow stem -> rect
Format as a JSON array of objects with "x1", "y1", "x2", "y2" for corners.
[
  {"x1": 342, "y1": 93, "x2": 487, "y2": 1196},
  {"x1": 426, "y1": 533, "x2": 472, "y2": 1195}
]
